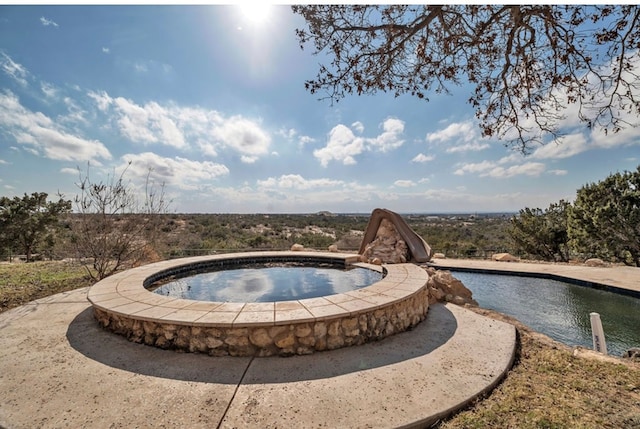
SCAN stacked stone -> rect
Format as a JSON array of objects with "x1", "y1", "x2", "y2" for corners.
[
  {"x1": 92, "y1": 287, "x2": 429, "y2": 357},
  {"x1": 361, "y1": 219, "x2": 409, "y2": 264},
  {"x1": 425, "y1": 267, "x2": 478, "y2": 306}
]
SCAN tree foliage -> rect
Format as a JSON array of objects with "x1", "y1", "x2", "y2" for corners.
[
  {"x1": 292, "y1": 5, "x2": 640, "y2": 152},
  {"x1": 569, "y1": 166, "x2": 640, "y2": 266},
  {"x1": 509, "y1": 200, "x2": 571, "y2": 262},
  {"x1": 0, "y1": 193, "x2": 71, "y2": 262},
  {"x1": 71, "y1": 164, "x2": 170, "y2": 280}
]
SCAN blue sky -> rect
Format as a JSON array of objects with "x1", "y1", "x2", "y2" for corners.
[{"x1": 0, "y1": 5, "x2": 638, "y2": 214}]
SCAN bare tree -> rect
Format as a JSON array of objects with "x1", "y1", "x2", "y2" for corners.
[
  {"x1": 292, "y1": 5, "x2": 640, "y2": 153},
  {"x1": 71, "y1": 163, "x2": 170, "y2": 281}
]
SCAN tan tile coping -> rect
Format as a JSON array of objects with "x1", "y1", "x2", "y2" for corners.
[{"x1": 87, "y1": 251, "x2": 429, "y2": 329}]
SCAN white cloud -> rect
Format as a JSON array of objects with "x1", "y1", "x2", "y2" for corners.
[
  {"x1": 369, "y1": 118, "x2": 405, "y2": 152},
  {"x1": 40, "y1": 17, "x2": 58, "y2": 27},
  {"x1": 276, "y1": 128, "x2": 315, "y2": 147},
  {"x1": 129, "y1": 59, "x2": 173, "y2": 76},
  {"x1": 89, "y1": 91, "x2": 271, "y2": 161},
  {"x1": 445, "y1": 141, "x2": 490, "y2": 153},
  {"x1": 590, "y1": 123, "x2": 640, "y2": 149},
  {"x1": 195, "y1": 181, "x2": 369, "y2": 213},
  {"x1": 213, "y1": 115, "x2": 271, "y2": 162},
  {"x1": 498, "y1": 153, "x2": 525, "y2": 164},
  {"x1": 411, "y1": 153, "x2": 436, "y2": 163},
  {"x1": 197, "y1": 141, "x2": 218, "y2": 157},
  {"x1": 394, "y1": 180, "x2": 416, "y2": 187},
  {"x1": 454, "y1": 160, "x2": 496, "y2": 176},
  {"x1": 411, "y1": 153, "x2": 435, "y2": 163},
  {"x1": 549, "y1": 169, "x2": 568, "y2": 176},
  {"x1": 298, "y1": 135, "x2": 315, "y2": 146},
  {"x1": 111, "y1": 98, "x2": 187, "y2": 148},
  {"x1": 0, "y1": 90, "x2": 111, "y2": 162},
  {"x1": 133, "y1": 62, "x2": 148, "y2": 73},
  {"x1": 60, "y1": 167, "x2": 78, "y2": 175},
  {"x1": 426, "y1": 120, "x2": 475, "y2": 143},
  {"x1": 277, "y1": 128, "x2": 297, "y2": 140},
  {"x1": 314, "y1": 118, "x2": 405, "y2": 167},
  {"x1": 87, "y1": 90, "x2": 113, "y2": 112},
  {"x1": 483, "y1": 162, "x2": 546, "y2": 178},
  {"x1": 455, "y1": 159, "x2": 546, "y2": 178},
  {"x1": 314, "y1": 124, "x2": 364, "y2": 167},
  {"x1": 60, "y1": 96, "x2": 88, "y2": 125},
  {"x1": 351, "y1": 121, "x2": 365, "y2": 134},
  {"x1": 257, "y1": 174, "x2": 344, "y2": 190},
  {"x1": 112, "y1": 97, "x2": 162, "y2": 144},
  {"x1": 119, "y1": 152, "x2": 229, "y2": 190},
  {"x1": 453, "y1": 157, "x2": 545, "y2": 179},
  {"x1": 0, "y1": 159, "x2": 8, "y2": 165},
  {"x1": 426, "y1": 119, "x2": 491, "y2": 153},
  {"x1": 102, "y1": 47, "x2": 110, "y2": 54},
  {"x1": 531, "y1": 133, "x2": 588, "y2": 159},
  {"x1": 0, "y1": 52, "x2": 29, "y2": 87},
  {"x1": 40, "y1": 82, "x2": 58, "y2": 99}
]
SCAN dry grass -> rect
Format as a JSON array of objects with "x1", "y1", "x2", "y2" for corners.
[
  {"x1": 0, "y1": 260, "x2": 93, "y2": 312},
  {"x1": 0, "y1": 261, "x2": 638, "y2": 428},
  {"x1": 439, "y1": 307, "x2": 640, "y2": 429}
]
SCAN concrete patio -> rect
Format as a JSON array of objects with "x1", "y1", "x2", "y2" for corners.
[{"x1": 0, "y1": 281, "x2": 515, "y2": 428}]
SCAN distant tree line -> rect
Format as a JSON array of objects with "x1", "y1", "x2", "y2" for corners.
[
  {"x1": 2, "y1": 166, "x2": 638, "y2": 276},
  {"x1": 509, "y1": 166, "x2": 640, "y2": 266}
]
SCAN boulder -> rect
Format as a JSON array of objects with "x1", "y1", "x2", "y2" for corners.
[
  {"x1": 623, "y1": 347, "x2": 640, "y2": 361},
  {"x1": 585, "y1": 258, "x2": 606, "y2": 267},
  {"x1": 426, "y1": 266, "x2": 478, "y2": 307},
  {"x1": 328, "y1": 244, "x2": 339, "y2": 253},
  {"x1": 492, "y1": 252, "x2": 518, "y2": 262},
  {"x1": 432, "y1": 252, "x2": 446, "y2": 259},
  {"x1": 361, "y1": 219, "x2": 409, "y2": 264},
  {"x1": 290, "y1": 243, "x2": 304, "y2": 251}
]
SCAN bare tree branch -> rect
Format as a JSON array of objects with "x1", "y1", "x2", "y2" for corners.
[{"x1": 292, "y1": 5, "x2": 640, "y2": 153}]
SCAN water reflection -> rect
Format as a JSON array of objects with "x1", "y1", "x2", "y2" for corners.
[
  {"x1": 151, "y1": 266, "x2": 382, "y2": 303},
  {"x1": 453, "y1": 272, "x2": 640, "y2": 357}
]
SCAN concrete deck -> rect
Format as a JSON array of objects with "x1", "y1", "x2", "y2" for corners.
[
  {"x1": 0, "y1": 284, "x2": 515, "y2": 428},
  {"x1": 428, "y1": 258, "x2": 640, "y2": 297},
  {"x1": 3, "y1": 258, "x2": 637, "y2": 428}
]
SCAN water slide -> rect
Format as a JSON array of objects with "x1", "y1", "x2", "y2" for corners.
[{"x1": 358, "y1": 208, "x2": 433, "y2": 263}]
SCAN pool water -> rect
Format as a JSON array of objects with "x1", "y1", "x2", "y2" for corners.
[
  {"x1": 150, "y1": 265, "x2": 383, "y2": 303},
  {"x1": 453, "y1": 271, "x2": 640, "y2": 357}
]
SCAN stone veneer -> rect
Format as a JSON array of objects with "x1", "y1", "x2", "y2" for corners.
[{"x1": 87, "y1": 251, "x2": 430, "y2": 357}]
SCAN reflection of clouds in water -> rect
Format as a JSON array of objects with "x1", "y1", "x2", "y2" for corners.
[
  {"x1": 313, "y1": 269, "x2": 358, "y2": 295},
  {"x1": 153, "y1": 267, "x2": 381, "y2": 303},
  {"x1": 152, "y1": 279, "x2": 191, "y2": 299},
  {"x1": 152, "y1": 270, "x2": 275, "y2": 302},
  {"x1": 216, "y1": 270, "x2": 275, "y2": 302},
  {"x1": 271, "y1": 268, "x2": 326, "y2": 299}
]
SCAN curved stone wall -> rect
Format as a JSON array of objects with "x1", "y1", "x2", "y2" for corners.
[{"x1": 87, "y1": 251, "x2": 430, "y2": 357}]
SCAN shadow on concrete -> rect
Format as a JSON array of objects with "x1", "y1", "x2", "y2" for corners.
[{"x1": 66, "y1": 304, "x2": 457, "y2": 384}]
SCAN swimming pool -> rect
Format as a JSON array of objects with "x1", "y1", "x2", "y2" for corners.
[{"x1": 453, "y1": 271, "x2": 640, "y2": 357}]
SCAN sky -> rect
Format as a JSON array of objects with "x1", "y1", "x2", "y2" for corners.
[{"x1": 0, "y1": 5, "x2": 639, "y2": 214}]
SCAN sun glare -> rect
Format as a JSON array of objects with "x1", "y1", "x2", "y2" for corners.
[{"x1": 237, "y1": 3, "x2": 273, "y2": 26}]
